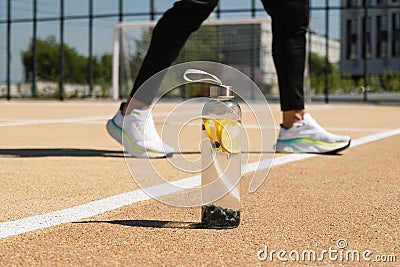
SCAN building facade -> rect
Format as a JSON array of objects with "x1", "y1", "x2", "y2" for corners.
[
  {"x1": 217, "y1": 20, "x2": 340, "y2": 90},
  {"x1": 340, "y1": 0, "x2": 400, "y2": 77}
]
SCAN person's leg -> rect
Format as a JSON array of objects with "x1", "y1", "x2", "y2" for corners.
[
  {"x1": 124, "y1": 0, "x2": 219, "y2": 114},
  {"x1": 261, "y1": 0, "x2": 350, "y2": 153},
  {"x1": 261, "y1": 0, "x2": 309, "y2": 129},
  {"x1": 107, "y1": 0, "x2": 219, "y2": 157}
]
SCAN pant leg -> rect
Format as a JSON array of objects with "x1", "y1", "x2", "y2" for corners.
[
  {"x1": 261, "y1": 0, "x2": 309, "y2": 111},
  {"x1": 130, "y1": 0, "x2": 219, "y2": 103}
]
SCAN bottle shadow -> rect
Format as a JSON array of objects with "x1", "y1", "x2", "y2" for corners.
[{"x1": 75, "y1": 220, "x2": 209, "y2": 229}]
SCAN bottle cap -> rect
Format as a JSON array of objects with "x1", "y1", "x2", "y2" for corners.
[{"x1": 210, "y1": 85, "x2": 234, "y2": 98}]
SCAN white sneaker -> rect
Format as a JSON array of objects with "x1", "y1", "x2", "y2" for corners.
[
  {"x1": 106, "y1": 110, "x2": 124, "y2": 145},
  {"x1": 106, "y1": 107, "x2": 174, "y2": 158},
  {"x1": 275, "y1": 113, "x2": 351, "y2": 154}
]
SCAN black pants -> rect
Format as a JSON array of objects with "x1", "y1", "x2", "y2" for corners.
[{"x1": 130, "y1": 0, "x2": 309, "y2": 111}]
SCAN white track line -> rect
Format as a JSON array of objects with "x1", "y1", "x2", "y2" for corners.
[
  {"x1": 1, "y1": 115, "x2": 388, "y2": 133},
  {"x1": 81, "y1": 120, "x2": 389, "y2": 133},
  {"x1": 0, "y1": 116, "x2": 110, "y2": 127},
  {"x1": 1, "y1": 128, "x2": 400, "y2": 239}
]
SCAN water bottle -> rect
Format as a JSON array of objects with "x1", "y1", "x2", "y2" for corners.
[{"x1": 201, "y1": 85, "x2": 243, "y2": 228}]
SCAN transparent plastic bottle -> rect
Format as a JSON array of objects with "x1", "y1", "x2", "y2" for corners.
[{"x1": 201, "y1": 85, "x2": 242, "y2": 228}]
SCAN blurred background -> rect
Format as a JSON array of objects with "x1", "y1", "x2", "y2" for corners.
[{"x1": 0, "y1": 0, "x2": 399, "y2": 102}]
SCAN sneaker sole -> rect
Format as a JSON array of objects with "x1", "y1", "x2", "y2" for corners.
[
  {"x1": 275, "y1": 138, "x2": 351, "y2": 154},
  {"x1": 106, "y1": 119, "x2": 167, "y2": 158},
  {"x1": 106, "y1": 119, "x2": 123, "y2": 144}
]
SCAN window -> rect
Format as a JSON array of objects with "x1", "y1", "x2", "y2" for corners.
[
  {"x1": 347, "y1": 0, "x2": 359, "y2": 7},
  {"x1": 347, "y1": 20, "x2": 358, "y2": 60},
  {"x1": 363, "y1": 0, "x2": 373, "y2": 6},
  {"x1": 377, "y1": 15, "x2": 389, "y2": 58},
  {"x1": 393, "y1": 13, "x2": 400, "y2": 57},
  {"x1": 363, "y1": 17, "x2": 372, "y2": 58},
  {"x1": 377, "y1": 0, "x2": 388, "y2": 4}
]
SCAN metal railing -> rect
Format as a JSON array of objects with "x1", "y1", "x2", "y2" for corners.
[{"x1": 1, "y1": 0, "x2": 399, "y2": 102}]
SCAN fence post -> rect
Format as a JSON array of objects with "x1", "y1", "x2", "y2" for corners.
[
  {"x1": 89, "y1": 0, "x2": 93, "y2": 97},
  {"x1": 306, "y1": 27, "x2": 312, "y2": 103},
  {"x1": 324, "y1": 0, "x2": 330, "y2": 104},
  {"x1": 363, "y1": 1, "x2": 368, "y2": 101},
  {"x1": 250, "y1": 0, "x2": 256, "y2": 100},
  {"x1": 6, "y1": 0, "x2": 11, "y2": 100},
  {"x1": 150, "y1": 0, "x2": 155, "y2": 21},
  {"x1": 118, "y1": 0, "x2": 123, "y2": 99},
  {"x1": 59, "y1": 0, "x2": 65, "y2": 100},
  {"x1": 32, "y1": 0, "x2": 37, "y2": 97}
]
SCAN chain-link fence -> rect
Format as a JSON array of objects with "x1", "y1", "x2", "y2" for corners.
[{"x1": 1, "y1": 0, "x2": 399, "y2": 102}]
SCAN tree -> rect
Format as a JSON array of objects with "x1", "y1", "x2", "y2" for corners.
[
  {"x1": 93, "y1": 54, "x2": 112, "y2": 85},
  {"x1": 309, "y1": 52, "x2": 341, "y2": 94},
  {"x1": 22, "y1": 36, "x2": 86, "y2": 83},
  {"x1": 22, "y1": 36, "x2": 112, "y2": 86}
]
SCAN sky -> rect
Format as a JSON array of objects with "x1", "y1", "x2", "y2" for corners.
[{"x1": 0, "y1": 0, "x2": 342, "y2": 82}]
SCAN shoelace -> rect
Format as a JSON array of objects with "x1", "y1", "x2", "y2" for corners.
[{"x1": 306, "y1": 116, "x2": 327, "y2": 132}]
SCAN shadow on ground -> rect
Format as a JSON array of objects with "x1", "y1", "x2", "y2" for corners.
[
  {"x1": 173, "y1": 151, "x2": 275, "y2": 155},
  {"x1": 0, "y1": 148, "x2": 124, "y2": 158},
  {"x1": 75, "y1": 220, "x2": 209, "y2": 229},
  {"x1": 0, "y1": 148, "x2": 341, "y2": 158}
]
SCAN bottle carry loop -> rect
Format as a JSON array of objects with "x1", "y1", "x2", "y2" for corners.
[
  {"x1": 183, "y1": 69, "x2": 234, "y2": 98},
  {"x1": 183, "y1": 69, "x2": 223, "y2": 86}
]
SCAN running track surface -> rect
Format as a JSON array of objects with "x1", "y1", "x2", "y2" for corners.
[{"x1": 0, "y1": 101, "x2": 399, "y2": 266}]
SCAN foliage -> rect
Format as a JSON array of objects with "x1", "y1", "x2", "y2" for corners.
[
  {"x1": 21, "y1": 36, "x2": 112, "y2": 89},
  {"x1": 21, "y1": 34, "x2": 399, "y2": 99},
  {"x1": 309, "y1": 52, "x2": 338, "y2": 94},
  {"x1": 310, "y1": 52, "x2": 400, "y2": 94},
  {"x1": 380, "y1": 71, "x2": 400, "y2": 92}
]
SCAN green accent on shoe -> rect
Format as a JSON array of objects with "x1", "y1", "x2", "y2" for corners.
[
  {"x1": 277, "y1": 138, "x2": 347, "y2": 147},
  {"x1": 111, "y1": 119, "x2": 165, "y2": 156}
]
